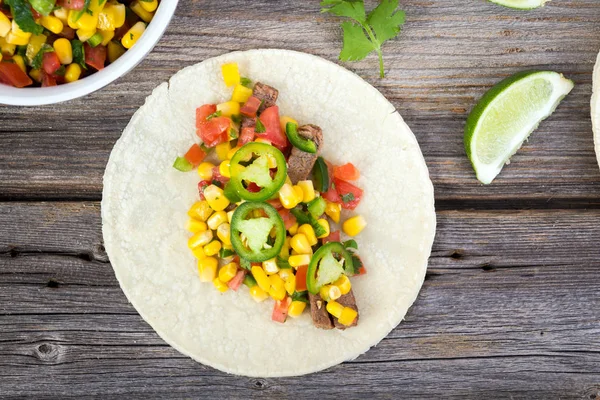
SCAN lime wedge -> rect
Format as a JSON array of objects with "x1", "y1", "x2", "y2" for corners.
[
  {"x1": 489, "y1": 0, "x2": 550, "y2": 9},
  {"x1": 465, "y1": 71, "x2": 574, "y2": 184}
]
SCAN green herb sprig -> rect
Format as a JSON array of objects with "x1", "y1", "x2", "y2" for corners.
[{"x1": 320, "y1": 0, "x2": 406, "y2": 78}]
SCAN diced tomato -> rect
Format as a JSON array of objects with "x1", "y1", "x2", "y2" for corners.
[
  {"x1": 0, "y1": 62, "x2": 32, "y2": 88},
  {"x1": 322, "y1": 186, "x2": 341, "y2": 203},
  {"x1": 57, "y1": 0, "x2": 85, "y2": 10},
  {"x1": 60, "y1": 26, "x2": 76, "y2": 40},
  {"x1": 211, "y1": 167, "x2": 229, "y2": 186},
  {"x1": 257, "y1": 106, "x2": 289, "y2": 152},
  {"x1": 238, "y1": 127, "x2": 255, "y2": 146},
  {"x1": 278, "y1": 208, "x2": 297, "y2": 230},
  {"x1": 358, "y1": 266, "x2": 367, "y2": 275},
  {"x1": 84, "y1": 43, "x2": 106, "y2": 70},
  {"x1": 333, "y1": 163, "x2": 360, "y2": 181},
  {"x1": 323, "y1": 230, "x2": 341, "y2": 244},
  {"x1": 240, "y1": 96, "x2": 261, "y2": 118},
  {"x1": 271, "y1": 297, "x2": 292, "y2": 323},
  {"x1": 41, "y1": 71, "x2": 57, "y2": 87},
  {"x1": 198, "y1": 180, "x2": 210, "y2": 200},
  {"x1": 227, "y1": 270, "x2": 246, "y2": 291},
  {"x1": 334, "y1": 178, "x2": 363, "y2": 210},
  {"x1": 246, "y1": 182, "x2": 261, "y2": 193},
  {"x1": 42, "y1": 52, "x2": 61, "y2": 75},
  {"x1": 184, "y1": 144, "x2": 207, "y2": 167},
  {"x1": 30, "y1": 6, "x2": 42, "y2": 19},
  {"x1": 267, "y1": 199, "x2": 283, "y2": 210},
  {"x1": 295, "y1": 265, "x2": 308, "y2": 292},
  {"x1": 196, "y1": 104, "x2": 217, "y2": 124},
  {"x1": 197, "y1": 116, "x2": 230, "y2": 147}
]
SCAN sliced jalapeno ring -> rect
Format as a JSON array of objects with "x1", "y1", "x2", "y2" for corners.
[
  {"x1": 285, "y1": 122, "x2": 317, "y2": 154},
  {"x1": 306, "y1": 242, "x2": 354, "y2": 294}
]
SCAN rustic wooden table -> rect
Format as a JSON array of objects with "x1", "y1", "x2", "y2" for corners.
[{"x1": 2, "y1": 0, "x2": 600, "y2": 398}]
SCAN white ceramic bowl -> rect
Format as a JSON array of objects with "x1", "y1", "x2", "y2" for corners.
[{"x1": 0, "y1": 0, "x2": 179, "y2": 106}]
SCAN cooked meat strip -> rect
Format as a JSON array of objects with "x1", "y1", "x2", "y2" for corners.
[
  {"x1": 253, "y1": 82, "x2": 279, "y2": 113},
  {"x1": 287, "y1": 124, "x2": 324, "y2": 184},
  {"x1": 333, "y1": 290, "x2": 359, "y2": 329},
  {"x1": 309, "y1": 293, "x2": 334, "y2": 330},
  {"x1": 241, "y1": 116, "x2": 255, "y2": 129}
]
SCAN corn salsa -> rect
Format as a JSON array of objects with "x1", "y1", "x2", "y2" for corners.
[{"x1": 0, "y1": 0, "x2": 160, "y2": 87}]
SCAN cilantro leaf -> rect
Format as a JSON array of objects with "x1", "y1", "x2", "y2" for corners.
[
  {"x1": 340, "y1": 192, "x2": 356, "y2": 203},
  {"x1": 321, "y1": 0, "x2": 406, "y2": 78},
  {"x1": 30, "y1": 44, "x2": 54, "y2": 70},
  {"x1": 5, "y1": 0, "x2": 44, "y2": 34},
  {"x1": 255, "y1": 118, "x2": 266, "y2": 134}
]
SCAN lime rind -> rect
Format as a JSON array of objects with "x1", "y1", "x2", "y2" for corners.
[
  {"x1": 465, "y1": 71, "x2": 574, "y2": 185},
  {"x1": 489, "y1": 0, "x2": 550, "y2": 10}
]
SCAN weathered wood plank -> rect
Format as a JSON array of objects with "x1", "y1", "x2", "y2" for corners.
[
  {"x1": 2, "y1": 0, "x2": 600, "y2": 202},
  {"x1": 1, "y1": 202, "x2": 600, "y2": 398}
]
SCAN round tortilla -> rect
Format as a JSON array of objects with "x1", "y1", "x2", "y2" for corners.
[
  {"x1": 102, "y1": 49, "x2": 436, "y2": 377},
  {"x1": 592, "y1": 51, "x2": 600, "y2": 166}
]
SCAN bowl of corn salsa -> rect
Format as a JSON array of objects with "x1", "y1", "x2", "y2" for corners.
[{"x1": 0, "y1": 0, "x2": 178, "y2": 106}]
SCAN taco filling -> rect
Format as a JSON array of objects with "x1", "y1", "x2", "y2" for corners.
[{"x1": 175, "y1": 62, "x2": 368, "y2": 329}]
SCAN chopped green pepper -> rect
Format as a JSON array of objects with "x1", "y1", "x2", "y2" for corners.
[
  {"x1": 223, "y1": 181, "x2": 241, "y2": 203},
  {"x1": 307, "y1": 242, "x2": 354, "y2": 294},
  {"x1": 285, "y1": 123, "x2": 317, "y2": 153},
  {"x1": 243, "y1": 274, "x2": 257, "y2": 288},
  {"x1": 307, "y1": 197, "x2": 326, "y2": 219},
  {"x1": 229, "y1": 142, "x2": 287, "y2": 202},
  {"x1": 230, "y1": 202, "x2": 286, "y2": 262},
  {"x1": 311, "y1": 156, "x2": 329, "y2": 192},
  {"x1": 291, "y1": 291, "x2": 309, "y2": 304},
  {"x1": 173, "y1": 156, "x2": 193, "y2": 172},
  {"x1": 291, "y1": 207, "x2": 327, "y2": 237}
]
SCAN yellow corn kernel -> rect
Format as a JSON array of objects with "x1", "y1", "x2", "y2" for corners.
[
  {"x1": 140, "y1": 0, "x2": 159, "y2": 12},
  {"x1": 326, "y1": 300, "x2": 344, "y2": 319},
  {"x1": 216, "y1": 223, "x2": 231, "y2": 246},
  {"x1": 53, "y1": 7, "x2": 69, "y2": 24},
  {"x1": 207, "y1": 211, "x2": 227, "y2": 230},
  {"x1": 293, "y1": 185, "x2": 304, "y2": 203},
  {"x1": 221, "y1": 62, "x2": 240, "y2": 87},
  {"x1": 226, "y1": 147, "x2": 240, "y2": 161},
  {"x1": 268, "y1": 274, "x2": 286, "y2": 300},
  {"x1": 191, "y1": 246, "x2": 206, "y2": 260},
  {"x1": 6, "y1": 33, "x2": 29, "y2": 46},
  {"x1": 288, "y1": 254, "x2": 311, "y2": 268},
  {"x1": 11, "y1": 20, "x2": 31, "y2": 38},
  {"x1": 333, "y1": 275, "x2": 352, "y2": 295},
  {"x1": 279, "y1": 116, "x2": 298, "y2": 133},
  {"x1": 186, "y1": 218, "x2": 208, "y2": 233},
  {"x1": 197, "y1": 162, "x2": 215, "y2": 180},
  {"x1": 297, "y1": 180, "x2": 315, "y2": 203},
  {"x1": 338, "y1": 307, "x2": 358, "y2": 326},
  {"x1": 262, "y1": 258, "x2": 279, "y2": 275},
  {"x1": 67, "y1": 10, "x2": 80, "y2": 29},
  {"x1": 290, "y1": 233, "x2": 312, "y2": 255},
  {"x1": 325, "y1": 201, "x2": 342, "y2": 224},
  {"x1": 29, "y1": 69, "x2": 41, "y2": 82},
  {"x1": 231, "y1": 84, "x2": 253, "y2": 103},
  {"x1": 284, "y1": 273, "x2": 296, "y2": 295},
  {"x1": 53, "y1": 38, "x2": 73, "y2": 65},
  {"x1": 279, "y1": 236, "x2": 291, "y2": 260},
  {"x1": 320, "y1": 285, "x2": 332, "y2": 301},
  {"x1": 343, "y1": 215, "x2": 367, "y2": 237},
  {"x1": 218, "y1": 160, "x2": 231, "y2": 178},
  {"x1": 41, "y1": 16, "x2": 64, "y2": 34},
  {"x1": 64, "y1": 63, "x2": 82, "y2": 83},
  {"x1": 249, "y1": 285, "x2": 269, "y2": 302},
  {"x1": 74, "y1": 0, "x2": 106, "y2": 30},
  {"x1": 130, "y1": 1, "x2": 154, "y2": 23},
  {"x1": 213, "y1": 277, "x2": 229, "y2": 293},
  {"x1": 121, "y1": 21, "x2": 146, "y2": 49},
  {"x1": 0, "y1": 38, "x2": 16, "y2": 55},
  {"x1": 188, "y1": 200, "x2": 213, "y2": 221},
  {"x1": 197, "y1": 257, "x2": 218, "y2": 282},
  {"x1": 25, "y1": 34, "x2": 47, "y2": 64},
  {"x1": 216, "y1": 101, "x2": 240, "y2": 117},
  {"x1": 203, "y1": 185, "x2": 230, "y2": 212},
  {"x1": 219, "y1": 262, "x2": 238, "y2": 283},
  {"x1": 328, "y1": 285, "x2": 342, "y2": 301},
  {"x1": 98, "y1": 3, "x2": 126, "y2": 30},
  {"x1": 0, "y1": 11, "x2": 11, "y2": 37},
  {"x1": 215, "y1": 141, "x2": 232, "y2": 162},
  {"x1": 226, "y1": 210, "x2": 234, "y2": 224},
  {"x1": 107, "y1": 40, "x2": 126, "y2": 63},
  {"x1": 76, "y1": 28, "x2": 96, "y2": 42},
  {"x1": 287, "y1": 301, "x2": 306, "y2": 318},
  {"x1": 188, "y1": 230, "x2": 213, "y2": 250},
  {"x1": 251, "y1": 266, "x2": 271, "y2": 292},
  {"x1": 297, "y1": 224, "x2": 318, "y2": 246},
  {"x1": 12, "y1": 55, "x2": 25, "y2": 72},
  {"x1": 316, "y1": 218, "x2": 330, "y2": 239},
  {"x1": 288, "y1": 223, "x2": 298, "y2": 236},
  {"x1": 99, "y1": 29, "x2": 114, "y2": 46},
  {"x1": 279, "y1": 183, "x2": 301, "y2": 209},
  {"x1": 204, "y1": 240, "x2": 222, "y2": 257},
  {"x1": 278, "y1": 268, "x2": 293, "y2": 281}
]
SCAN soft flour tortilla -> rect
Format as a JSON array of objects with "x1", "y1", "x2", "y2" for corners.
[
  {"x1": 593, "y1": 51, "x2": 600, "y2": 166},
  {"x1": 102, "y1": 49, "x2": 436, "y2": 377}
]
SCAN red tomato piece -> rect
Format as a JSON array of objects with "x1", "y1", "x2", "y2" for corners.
[
  {"x1": 295, "y1": 265, "x2": 308, "y2": 292},
  {"x1": 196, "y1": 104, "x2": 217, "y2": 124},
  {"x1": 42, "y1": 52, "x2": 61, "y2": 75},
  {"x1": 211, "y1": 167, "x2": 229, "y2": 186},
  {"x1": 267, "y1": 199, "x2": 283, "y2": 210},
  {"x1": 271, "y1": 297, "x2": 291, "y2": 323},
  {"x1": 198, "y1": 180, "x2": 210, "y2": 200},
  {"x1": 257, "y1": 106, "x2": 289, "y2": 152},
  {"x1": 334, "y1": 178, "x2": 363, "y2": 210},
  {"x1": 197, "y1": 116, "x2": 230, "y2": 147},
  {"x1": 57, "y1": 0, "x2": 85, "y2": 9},
  {"x1": 184, "y1": 144, "x2": 207, "y2": 167},
  {"x1": 238, "y1": 127, "x2": 255, "y2": 146},
  {"x1": 30, "y1": 6, "x2": 42, "y2": 19},
  {"x1": 333, "y1": 163, "x2": 360, "y2": 181},
  {"x1": 322, "y1": 230, "x2": 341, "y2": 244},
  {"x1": 227, "y1": 270, "x2": 246, "y2": 291},
  {"x1": 246, "y1": 182, "x2": 261, "y2": 193},
  {"x1": 240, "y1": 96, "x2": 261, "y2": 118},
  {"x1": 0, "y1": 62, "x2": 32, "y2": 88},
  {"x1": 322, "y1": 186, "x2": 341, "y2": 203},
  {"x1": 41, "y1": 71, "x2": 57, "y2": 87},
  {"x1": 84, "y1": 43, "x2": 106, "y2": 70},
  {"x1": 277, "y1": 208, "x2": 297, "y2": 230}
]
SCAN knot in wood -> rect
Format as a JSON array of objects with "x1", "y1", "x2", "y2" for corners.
[
  {"x1": 251, "y1": 379, "x2": 268, "y2": 390},
  {"x1": 35, "y1": 343, "x2": 59, "y2": 362}
]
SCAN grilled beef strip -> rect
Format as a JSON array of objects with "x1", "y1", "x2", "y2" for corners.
[
  {"x1": 287, "y1": 124, "x2": 323, "y2": 184},
  {"x1": 332, "y1": 290, "x2": 359, "y2": 329},
  {"x1": 308, "y1": 293, "x2": 334, "y2": 330},
  {"x1": 253, "y1": 82, "x2": 279, "y2": 113},
  {"x1": 241, "y1": 116, "x2": 256, "y2": 129}
]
